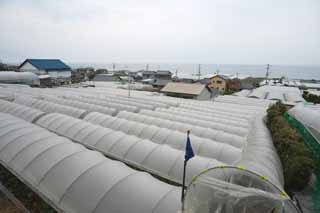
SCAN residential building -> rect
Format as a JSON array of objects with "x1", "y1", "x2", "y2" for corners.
[
  {"x1": 154, "y1": 70, "x2": 172, "y2": 80},
  {"x1": 142, "y1": 70, "x2": 172, "y2": 88},
  {"x1": 208, "y1": 74, "x2": 229, "y2": 92},
  {"x1": 161, "y1": 82, "x2": 212, "y2": 100},
  {"x1": 19, "y1": 59, "x2": 72, "y2": 84},
  {"x1": 229, "y1": 78, "x2": 241, "y2": 91},
  {"x1": 208, "y1": 74, "x2": 241, "y2": 93},
  {"x1": 142, "y1": 71, "x2": 156, "y2": 79}
]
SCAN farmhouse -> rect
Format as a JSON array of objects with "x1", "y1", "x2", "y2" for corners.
[{"x1": 19, "y1": 59, "x2": 72, "y2": 84}]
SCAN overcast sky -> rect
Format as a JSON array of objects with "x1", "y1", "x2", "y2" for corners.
[{"x1": 0, "y1": 0, "x2": 319, "y2": 65}]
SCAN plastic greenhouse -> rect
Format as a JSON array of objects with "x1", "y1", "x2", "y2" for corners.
[
  {"x1": 183, "y1": 167, "x2": 300, "y2": 213},
  {"x1": 0, "y1": 84, "x2": 302, "y2": 212},
  {"x1": 0, "y1": 113, "x2": 181, "y2": 213}
]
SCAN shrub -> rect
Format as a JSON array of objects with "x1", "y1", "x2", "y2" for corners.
[
  {"x1": 303, "y1": 91, "x2": 320, "y2": 104},
  {"x1": 266, "y1": 102, "x2": 315, "y2": 193}
]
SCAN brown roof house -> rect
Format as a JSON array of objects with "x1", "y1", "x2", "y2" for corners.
[
  {"x1": 207, "y1": 74, "x2": 241, "y2": 94},
  {"x1": 161, "y1": 82, "x2": 212, "y2": 100}
]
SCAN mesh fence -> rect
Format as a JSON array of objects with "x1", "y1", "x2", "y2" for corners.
[{"x1": 285, "y1": 112, "x2": 320, "y2": 212}]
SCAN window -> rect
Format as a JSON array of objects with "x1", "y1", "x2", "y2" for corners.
[
  {"x1": 212, "y1": 80, "x2": 215, "y2": 83},
  {"x1": 217, "y1": 80, "x2": 222, "y2": 84}
]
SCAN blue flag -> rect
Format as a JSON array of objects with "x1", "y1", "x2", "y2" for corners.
[{"x1": 185, "y1": 133, "x2": 194, "y2": 162}]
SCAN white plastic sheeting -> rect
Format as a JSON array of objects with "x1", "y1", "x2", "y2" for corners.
[
  {"x1": 0, "y1": 71, "x2": 40, "y2": 86},
  {"x1": 60, "y1": 95, "x2": 139, "y2": 113},
  {"x1": 178, "y1": 103, "x2": 254, "y2": 120},
  {"x1": 214, "y1": 95, "x2": 273, "y2": 108},
  {"x1": 117, "y1": 111, "x2": 245, "y2": 148},
  {"x1": 36, "y1": 113, "x2": 226, "y2": 184},
  {"x1": 0, "y1": 85, "x2": 287, "y2": 206},
  {"x1": 248, "y1": 86, "x2": 304, "y2": 104},
  {"x1": 180, "y1": 101, "x2": 263, "y2": 113},
  {"x1": 54, "y1": 88, "x2": 158, "y2": 110},
  {"x1": 0, "y1": 113, "x2": 181, "y2": 213},
  {"x1": 41, "y1": 96, "x2": 117, "y2": 116},
  {"x1": 288, "y1": 103, "x2": 320, "y2": 141},
  {"x1": 236, "y1": 115, "x2": 284, "y2": 188},
  {"x1": 184, "y1": 167, "x2": 299, "y2": 213},
  {"x1": 234, "y1": 90, "x2": 252, "y2": 97},
  {"x1": 78, "y1": 95, "x2": 156, "y2": 111},
  {"x1": 284, "y1": 93, "x2": 305, "y2": 103},
  {"x1": 249, "y1": 88, "x2": 268, "y2": 99},
  {"x1": 57, "y1": 87, "x2": 173, "y2": 108},
  {"x1": 0, "y1": 99, "x2": 45, "y2": 122},
  {"x1": 139, "y1": 110, "x2": 248, "y2": 137},
  {"x1": 267, "y1": 91, "x2": 285, "y2": 101},
  {"x1": 155, "y1": 108, "x2": 250, "y2": 129},
  {"x1": 13, "y1": 96, "x2": 87, "y2": 118},
  {"x1": 0, "y1": 90, "x2": 16, "y2": 101},
  {"x1": 164, "y1": 107, "x2": 249, "y2": 123},
  {"x1": 84, "y1": 112, "x2": 242, "y2": 163}
]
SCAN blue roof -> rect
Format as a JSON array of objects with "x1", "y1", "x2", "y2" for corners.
[{"x1": 20, "y1": 59, "x2": 71, "y2": 71}]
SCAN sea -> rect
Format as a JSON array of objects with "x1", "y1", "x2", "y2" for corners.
[{"x1": 69, "y1": 63, "x2": 320, "y2": 80}]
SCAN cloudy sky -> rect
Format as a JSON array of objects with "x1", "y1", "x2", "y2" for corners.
[{"x1": 0, "y1": 0, "x2": 319, "y2": 65}]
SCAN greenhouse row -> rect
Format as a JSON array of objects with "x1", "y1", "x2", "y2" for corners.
[
  {"x1": 243, "y1": 85, "x2": 305, "y2": 103},
  {"x1": 0, "y1": 85, "x2": 293, "y2": 212},
  {"x1": 0, "y1": 113, "x2": 181, "y2": 213}
]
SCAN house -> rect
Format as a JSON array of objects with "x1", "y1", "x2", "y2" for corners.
[
  {"x1": 161, "y1": 82, "x2": 212, "y2": 100},
  {"x1": 142, "y1": 71, "x2": 156, "y2": 79},
  {"x1": 141, "y1": 70, "x2": 172, "y2": 88},
  {"x1": 207, "y1": 74, "x2": 241, "y2": 93},
  {"x1": 154, "y1": 70, "x2": 172, "y2": 80},
  {"x1": 19, "y1": 59, "x2": 72, "y2": 84}
]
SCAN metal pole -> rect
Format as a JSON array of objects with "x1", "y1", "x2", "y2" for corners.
[
  {"x1": 128, "y1": 79, "x2": 131, "y2": 97},
  {"x1": 181, "y1": 159, "x2": 187, "y2": 213},
  {"x1": 181, "y1": 160, "x2": 187, "y2": 201}
]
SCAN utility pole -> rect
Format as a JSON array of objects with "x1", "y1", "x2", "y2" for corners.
[
  {"x1": 146, "y1": 64, "x2": 149, "y2": 71},
  {"x1": 266, "y1": 64, "x2": 271, "y2": 84},
  {"x1": 175, "y1": 69, "x2": 178, "y2": 78},
  {"x1": 112, "y1": 63, "x2": 116, "y2": 72},
  {"x1": 192, "y1": 64, "x2": 202, "y2": 81}
]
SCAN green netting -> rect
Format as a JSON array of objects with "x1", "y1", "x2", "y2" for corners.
[{"x1": 285, "y1": 112, "x2": 320, "y2": 212}]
